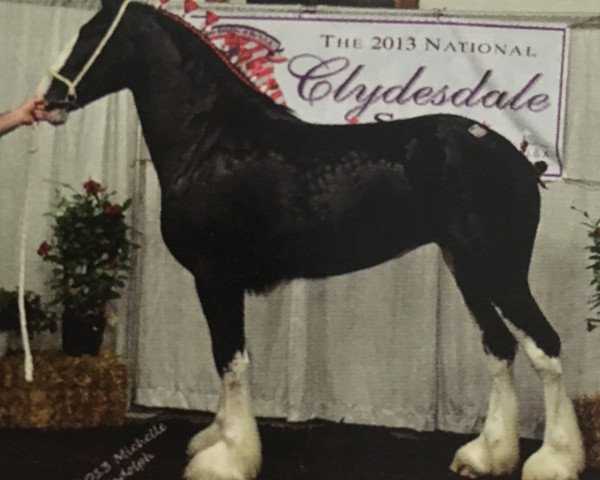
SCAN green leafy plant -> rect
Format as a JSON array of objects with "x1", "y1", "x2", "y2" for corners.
[
  {"x1": 574, "y1": 206, "x2": 600, "y2": 331},
  {"x1": 37, "y1": 179, "x2": 136, "y2": 354},
  {"x1": 0, "y1": 288, "x2": 58, "y2": 338}
]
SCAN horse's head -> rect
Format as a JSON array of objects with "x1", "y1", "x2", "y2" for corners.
[{"x1": 41, "y1": 0, "x2": 137, "y2": 125}]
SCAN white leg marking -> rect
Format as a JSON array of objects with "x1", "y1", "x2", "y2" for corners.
[
  {"x1": 451, "y1": 355, "x2": 520, "y2": 477},
  {"x1": 519, "y1": 336, "x2": 585, "y2": 480},
  {"x1": 185, "y1": 352, "x2": 262, "y2": 480},
  {"x1": 187, "y1": 380, "x2": 227, "y2": 456}
]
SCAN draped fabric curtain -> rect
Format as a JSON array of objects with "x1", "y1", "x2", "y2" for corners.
[
  {"x1": 1, "y1": 0, "x2": 600, "y2": 440},
  {"x1": 0, "y1": 0, "x2": 143, "y2": 352}
]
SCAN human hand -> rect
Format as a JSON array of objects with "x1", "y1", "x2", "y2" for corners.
[{"x1": 15, "y1": 97, "x2": 47, "y2": 125}]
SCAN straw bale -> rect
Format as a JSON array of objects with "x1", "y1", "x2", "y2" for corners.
[
  {"x1": 575, "y1": 395, "x2": 600, "y2": 469},
  {"x1": 0, "y1": 350, "x2": 127, "y2": 428}
]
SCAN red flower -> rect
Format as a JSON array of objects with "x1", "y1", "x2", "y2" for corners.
[
  {"x1": 249, "y1": 58, "x2": 267, "y2": 76},
  {"x1": 237, "y1": 48, "x2": 252, "y2": 62},
  {"x1": 103, "y1": 203, "x2": 121, "y2": 215},
  {"x1": 83, "y1": 179, "x2": 106, "y2": 196},
  {"x1": 264, "y1": 78, "x2": 279, "y2": 91},
  {"x1": 205, "y1": 11, "x2": 219, "y2": 26},
  {"x1": 184, "y1": 0, "x2": 199, "y2": 14},
  {"x1": 348, "y1": 117, "x2": 359, "y2": 125},
  {"x1": 107, "y1": 255, "x2": 118, "y2": 268},
  {"x1": 37, "y1": 241, "x2": 52, "y2": 257},
  {"x1": 224, "y1": 32, "x2": 240, "y2": 49}
]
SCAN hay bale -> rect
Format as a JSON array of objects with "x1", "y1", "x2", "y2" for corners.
[
  {"x1": 0, "y1": 350, "x2": 127, "y2": 428},
  {"x1": 575, "y1": 395, "x2": 600, "y2": 469}
]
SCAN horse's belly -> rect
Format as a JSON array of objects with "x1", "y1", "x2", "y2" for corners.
[
  {"x1": 296, "y1": 220, "x2": 432, "y2": 280},
  {"x1": 293, "y1": 186, "x2": 433, "y2": 279}
]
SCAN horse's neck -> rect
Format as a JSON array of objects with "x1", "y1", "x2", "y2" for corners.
[
  {"x1": 129, "y1": 11, "x2": 274, "y2": 172},
  {"x1": 130, "y1": 39, "x2": 211, "y2": 160},
  {"x1": 131, "y1": 18, "x2": 226, "y2": 168},
  {"x1": 131, "y1": 9, "x2": 300, "y2": 186}
]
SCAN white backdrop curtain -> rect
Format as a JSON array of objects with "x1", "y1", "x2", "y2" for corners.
[
  {"x1": 0, "y1": 0, "x2": 143, "y2": 353},
  {"x1": 1, "y1": 0, "x2": 600, "y2": 440}
]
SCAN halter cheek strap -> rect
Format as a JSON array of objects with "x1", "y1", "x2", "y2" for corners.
[
  {"x1": 50, "y1": 0, "x2": 134, "y2": 101},
  {"x1": 51, "y1": 71, "x2": 79, "y2": 99}
]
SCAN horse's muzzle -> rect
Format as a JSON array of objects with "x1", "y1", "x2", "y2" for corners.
[
  {"x1": 45, "y1": 98, "x2": 79, "y2": 112},
  {"x1": 44, "y1": 97, "x2": 79, "y2": 126}
]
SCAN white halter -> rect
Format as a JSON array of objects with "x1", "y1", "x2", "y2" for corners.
[{"x1": 51, "y1": 0, "x2": 134, "y2": 100}]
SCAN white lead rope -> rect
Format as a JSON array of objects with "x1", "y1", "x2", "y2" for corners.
[
  {"x1": 16, "y1": 0, "x2": 136, "y2": 382},
  {"x1": 18, "y1": 124, "x2": 39, "y2": 382},
  {"x1": 51, "y1": 0, "x2": 134, "y2": 99}
]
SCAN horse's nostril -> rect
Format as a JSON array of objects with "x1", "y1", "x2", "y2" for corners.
[{"x1": 45, "y1": 99, "x2": 78, "y2": 111}]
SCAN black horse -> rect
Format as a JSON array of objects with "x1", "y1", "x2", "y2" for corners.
[{"x1": 42, "y1": 1, "x2": 584, "y2": 479}]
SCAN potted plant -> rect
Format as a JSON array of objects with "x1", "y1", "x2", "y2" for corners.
[
  {"x1": 572, "y1": 207, "x2": 600, "y2": 331},
  {"x1": 573, "y1": 207, "x2": 600, "y2": 469},
  {"x1": 38, "y1": 179, "x2": 136, "y2": 356},
  {"x1": 0, "y1": 288, "x2": 58, "y2": 357}
]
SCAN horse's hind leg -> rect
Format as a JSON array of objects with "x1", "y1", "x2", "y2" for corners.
[
  {"x1": 494, "y1": 284, "x2": 584, "y2": 480},
  {"x1": 184, "y1": 278, "x2": 261, "y2": 480},
  {"x1": 445, "y1": 254, "x2": 520, "y2": 478}
]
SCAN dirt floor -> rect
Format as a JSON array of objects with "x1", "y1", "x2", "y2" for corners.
[{"x1": 0, "y1": 414, "x2": 599, "y2": 480}]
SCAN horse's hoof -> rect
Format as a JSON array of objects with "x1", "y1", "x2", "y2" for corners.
[
  {"x1": 522, "y1": 444, "x2": 584, "y2": 480},
  {"x1": 452, "y1": 464, "x2": 479, "y2": 478},
  {"x1": 450, "y1": 434, "x2": 519, "y2": 478}
]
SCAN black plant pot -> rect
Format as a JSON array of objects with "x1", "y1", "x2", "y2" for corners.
[{"x1": 61, "y1": 312, "x2": 106, "y2": 356}]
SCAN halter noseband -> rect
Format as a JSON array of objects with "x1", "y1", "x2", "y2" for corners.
[{"x1": 50, "y1": 0, "x2": 134, "y2": 106}]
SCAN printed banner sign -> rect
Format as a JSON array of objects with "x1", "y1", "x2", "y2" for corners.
[{"x1": 163, "y1": 3, "x2": 570, "y2": 177}]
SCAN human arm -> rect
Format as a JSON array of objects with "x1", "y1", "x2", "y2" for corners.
[{"x1": 0, "y1": 98, "x2": 46, "y2": 137}]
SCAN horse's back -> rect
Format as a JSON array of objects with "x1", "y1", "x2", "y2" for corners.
[{"x1": 280, "y1": 113, "x2": 541, "y2": 283}]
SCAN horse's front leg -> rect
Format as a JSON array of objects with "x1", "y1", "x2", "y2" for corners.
[{"x1": 184, "y1": 279, "x2": 261, "y2": 480}]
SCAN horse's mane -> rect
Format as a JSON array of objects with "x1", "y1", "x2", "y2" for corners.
[{"x1": 134, "y1": 3, "x2": 300, "y2": 124}]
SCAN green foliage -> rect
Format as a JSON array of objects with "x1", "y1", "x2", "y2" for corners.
[
  {"x1": 0, "y1": 288, "x2": 58, "y2": 337},
  {"x1": 38, "y1": 179, "x2": 137, "y2": 321},
  {"x1": 573, "y1": 206, "x2": 600, "y2": 331}
]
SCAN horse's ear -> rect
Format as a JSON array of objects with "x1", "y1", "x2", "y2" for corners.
[{"x1": 100, "y1": 0, "x2": 123, "y2": 13}]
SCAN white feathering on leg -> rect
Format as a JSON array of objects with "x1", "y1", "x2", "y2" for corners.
[
  {"x1": 450, "y1": 354, "x2": 520, "y2": 478},
  {"x1": 519, "y1": 336, "x2": 584, "y2": 480},
  {"x1": 185, "y1": 351, "x2": 262, "y2": 480}
]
